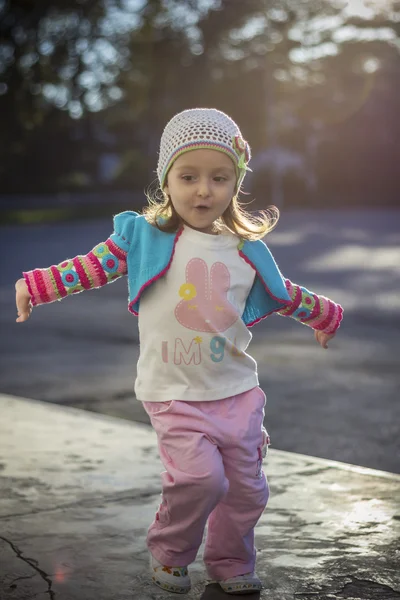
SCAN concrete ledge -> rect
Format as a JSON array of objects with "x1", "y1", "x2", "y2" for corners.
[{"x1": 0, "y1": 394, "x2": 399, "y2": 599}]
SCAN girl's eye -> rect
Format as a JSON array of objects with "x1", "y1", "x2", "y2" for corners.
[{"x1": 180, "y1": 175, "x2": 229, "y2": 182}]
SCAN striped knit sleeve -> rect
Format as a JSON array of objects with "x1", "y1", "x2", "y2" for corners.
[
  {"x1": 277, "y1": 279, "x2": 343, "y2": 334},
  {"x1": 23, "y1": 238, "x2": 128, "y2": 307}
]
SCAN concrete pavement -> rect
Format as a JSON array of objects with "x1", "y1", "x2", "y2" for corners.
[{"x1": 1, "y1": 393, "x2": 399, "y2": 600}]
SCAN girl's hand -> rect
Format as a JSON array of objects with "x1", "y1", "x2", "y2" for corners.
[
  {"x1": 15, "y1": 278, "x2": 32, "y2": 322},
  {"x1": 314, "y1": 330, "x2": 335, "y2": 349}
]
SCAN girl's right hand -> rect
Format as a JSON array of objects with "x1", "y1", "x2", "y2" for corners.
[{"x1": 15, "y1": 278, "x2": 32, "y2": 322}]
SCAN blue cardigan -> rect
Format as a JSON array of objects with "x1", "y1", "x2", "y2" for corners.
[{"x1": 110, "y1": 211, "x2": 292, "y2": 327}]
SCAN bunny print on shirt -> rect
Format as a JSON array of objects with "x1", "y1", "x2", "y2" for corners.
[
  {"x1": 159, "y1": 257, "x2": 246, "y2": 366},
  {"x1": 175, "y1": 258, "x2": 239, "y2": 333}
]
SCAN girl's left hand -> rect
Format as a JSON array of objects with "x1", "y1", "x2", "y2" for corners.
[{"x1": 314, "y1": 330, "x2": 335, "y2": 349}]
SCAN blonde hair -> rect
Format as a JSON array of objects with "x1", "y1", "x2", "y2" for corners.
[{"x1": 142, "y1": 181, "x2": 279, "y2": 242}]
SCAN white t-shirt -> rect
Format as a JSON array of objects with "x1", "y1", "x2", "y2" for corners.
[{"x1": 135, "y1": 226, "x2": 258, "y2": 401}]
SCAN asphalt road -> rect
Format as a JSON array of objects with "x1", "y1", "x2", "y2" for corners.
[{"x1": 1, "y1": 208, "x2": 399, "y2": 473}]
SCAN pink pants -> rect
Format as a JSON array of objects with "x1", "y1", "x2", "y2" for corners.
[{"x1": 143, "y1": 386, "x2": 270, "y2": 581}]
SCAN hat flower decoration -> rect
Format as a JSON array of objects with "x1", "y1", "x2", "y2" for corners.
[{"x1": 232, "y1": 134, "x2": 251, "y2": 171}]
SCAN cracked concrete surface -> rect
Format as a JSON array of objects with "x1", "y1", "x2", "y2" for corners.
[
  {"x1": 0, "y1": 536, "x2": 56, "y2": 599},
  {"x1": 0, "y1": 394, "x2": 399, "y2": 599}
]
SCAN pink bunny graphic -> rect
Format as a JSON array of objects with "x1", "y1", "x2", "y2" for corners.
[{"x1": 175, "y1": 258, "x2": 239, "y2": 333}]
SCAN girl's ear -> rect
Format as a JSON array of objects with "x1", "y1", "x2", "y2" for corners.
[
  {"x1": 163, "y1": 175, "x2": 169, "y2": 195},
  {"x1": 161, "y1": 177, "x2": 172, "y2": 204}
]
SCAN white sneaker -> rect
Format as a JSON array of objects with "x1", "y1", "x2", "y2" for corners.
[
  {"x1": 219, "y1": 571, "x2": 263, "y2": 594},
  {"x1": 150, "y1": 554, "x2": 191, "y2": 594}
]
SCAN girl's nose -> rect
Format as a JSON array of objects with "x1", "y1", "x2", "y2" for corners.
[{"x1": 197, "y1": 178, "x2": 211, "y2": 197}]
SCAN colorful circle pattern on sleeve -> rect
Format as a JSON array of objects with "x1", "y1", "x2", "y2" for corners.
[
  {"x1": 292, "y1": 290, "x2": 316, "y2": 319},
  {"x1": 23, "y1": 237, "x2": 128, "y2": 305},
  {"x1": 58, "y1": 259, "x2": 83, "y2": 294},
  {"x1": 277, "y1": 279, "x2": 343, "y2": 333},
  {"x1": 92, "y1": 244, "x2": 122, "y2": 281}
]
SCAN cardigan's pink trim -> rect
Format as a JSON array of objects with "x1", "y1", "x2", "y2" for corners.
[
  {"x1": 237, "y1": 249, "x2": 291, "y2": 327},
  {"x1": 238, "y1": 250, "x2": 291, "y2": 305},
  {"x1": 245, "y1": 305, "x2": 286, "y2": 328},
  {"x1": 128, "y1": 227, "x2": 184, "y2": 315}
]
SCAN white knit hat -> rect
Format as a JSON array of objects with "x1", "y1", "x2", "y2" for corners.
[{"x1": 157, "y1": 108, "x2": 251, "y2": 190}]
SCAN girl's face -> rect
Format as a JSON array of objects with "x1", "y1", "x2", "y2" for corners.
[{"x1": 164, "y1": 149, "x2": 237, "y2": 235}]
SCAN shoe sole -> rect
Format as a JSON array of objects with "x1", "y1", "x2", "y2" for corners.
[
  {"x1": 219, "y1": 581, "x2": 263, "y2": 594},
  {"x1": 152, "y1": 574, "x2": 191, "y2": 594}
]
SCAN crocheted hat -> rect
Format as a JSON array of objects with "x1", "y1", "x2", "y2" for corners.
[{"x1": 157, "y1": 108, "x2": 251, "y2": 190}]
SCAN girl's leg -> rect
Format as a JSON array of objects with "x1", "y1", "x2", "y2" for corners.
[
  {"x1": 203, "y1": 388, "x2": 270, "y2": 581},
  {"x1": 143, "y1": 400, "x2": 228, "y2": 568}
]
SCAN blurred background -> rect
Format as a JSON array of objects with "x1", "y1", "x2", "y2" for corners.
[
  {"x1": 1, "y1": 0, "x2": 400, "y2": 216},
  {"x1": 1, "y1": 0, "x2": 399, "y2": 472}
]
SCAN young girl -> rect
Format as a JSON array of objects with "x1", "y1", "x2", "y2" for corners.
[{"x1": 15, "y1": 108, "x2": 342, "y2": 595}]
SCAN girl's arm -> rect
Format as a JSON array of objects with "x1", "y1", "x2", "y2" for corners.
[
  {"x1": 16, "y1": 238, "x2": 128, "y2": 321},
  {"x1": 277, "y1": 279, "x2": 343, "y2": 344}
]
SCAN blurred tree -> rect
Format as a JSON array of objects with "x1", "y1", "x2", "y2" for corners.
[
  {"x1": 0, "y1": 0, "x2": 138, "y2": 191},
  {"x1": 203, "y1": 0, "x2": 400, "y2": 207},
  {"x1": 0, "y1": 0, "x2": 399, "y2": 206}
]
